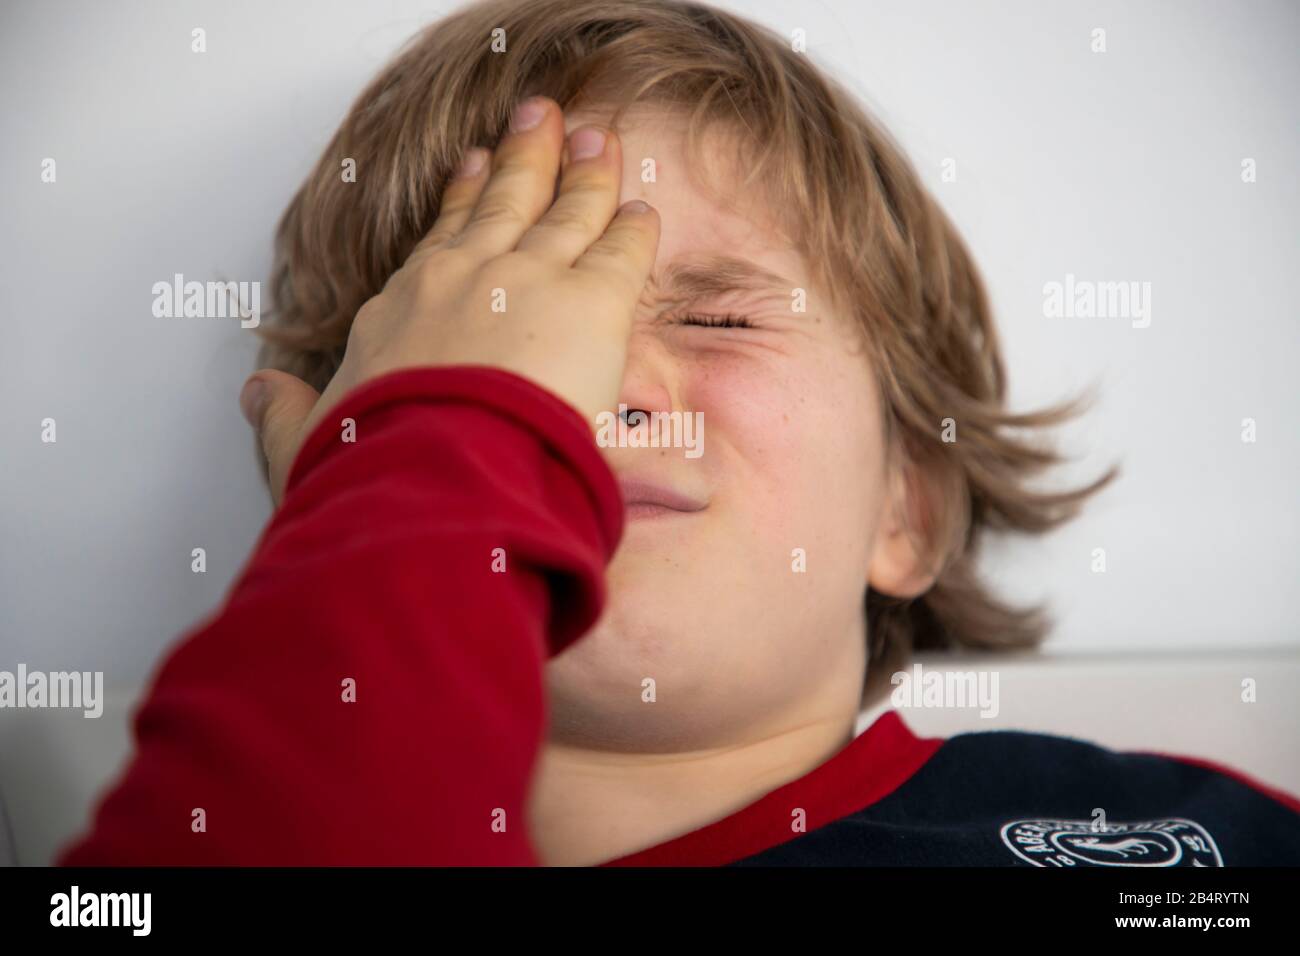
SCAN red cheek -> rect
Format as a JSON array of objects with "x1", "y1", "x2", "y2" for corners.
[{"x1": 683, "y1": 357, "x2": 806, "y2": 457}]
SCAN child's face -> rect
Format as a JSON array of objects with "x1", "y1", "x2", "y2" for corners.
[{"x1": 545, "y1": 106, "x2": 914, "y2": 747}]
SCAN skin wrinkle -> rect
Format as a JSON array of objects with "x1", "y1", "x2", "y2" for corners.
[{"x1": 656, "y1": 254, "x2": 797, "y2": 303}]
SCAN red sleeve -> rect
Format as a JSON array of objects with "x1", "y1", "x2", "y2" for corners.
[{"x1": 56, "y1": 365, "x2": 623, "y2": 865}]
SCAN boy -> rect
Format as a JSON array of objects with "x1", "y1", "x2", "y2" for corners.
[{"x1": 59, "y1": 0, "x2": 1300, "y2": 866}]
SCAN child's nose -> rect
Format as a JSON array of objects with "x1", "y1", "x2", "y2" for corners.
[{"x1": 617, "y1": 328, "x2": 679, "y2": 420}]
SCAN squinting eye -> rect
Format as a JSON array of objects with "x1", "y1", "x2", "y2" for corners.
[{"x1": 676, "y1": 312, "x2": 755, "y2": 329}]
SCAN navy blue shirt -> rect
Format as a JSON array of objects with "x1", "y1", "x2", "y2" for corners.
[{"x1": 602, "y1": 711, "x2": 1300, "y2": 866}]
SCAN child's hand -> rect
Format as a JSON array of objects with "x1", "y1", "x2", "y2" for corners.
[{"x1": 240, "y1": 95, "x2": 659, "y2": 506}]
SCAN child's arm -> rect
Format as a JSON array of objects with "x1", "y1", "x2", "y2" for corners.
[{"x1": 57, "y1": 365, "x2": 622, "y2": 864}]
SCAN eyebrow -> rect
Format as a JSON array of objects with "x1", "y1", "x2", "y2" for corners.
[{"x1": 646, "y1": 255, "x2": 797, "y2": 307}]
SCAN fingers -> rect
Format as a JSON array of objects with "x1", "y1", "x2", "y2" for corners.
[
  {"x1": 406, "y1": 97, "x2": 645, "y2": 299},
  {"x1": 412, "y1": 147, "x2": 492, "y2": 255},
  {"x1": 515, "y1": 125, "x2": 621, "y2": 265},
  {"x1": 452, "y1": 96, "x2": 566, "y2": 257},
  {"x1": 573, "y1": 200, "x2": 661, "y2": 303},
  {"x1": 240, "y1": 369, "x2": 321, "y2": 507}
]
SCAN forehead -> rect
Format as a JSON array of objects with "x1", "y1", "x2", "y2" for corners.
[{"x1": 563, "y1": 105, "x2": 809, "y2": 302}]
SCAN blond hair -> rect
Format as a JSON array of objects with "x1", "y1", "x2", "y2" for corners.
[{"x1": 258, "y1": 0, "x2": 1117, "y2": 699}]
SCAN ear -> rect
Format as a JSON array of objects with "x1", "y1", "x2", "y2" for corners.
[{"x1": 867, "y1": 457, "x2": 943, "y2": 600}]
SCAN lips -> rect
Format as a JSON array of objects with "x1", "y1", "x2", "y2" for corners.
[{"x1": 617, "y1": 478, "x2": 707, "y2": 520}]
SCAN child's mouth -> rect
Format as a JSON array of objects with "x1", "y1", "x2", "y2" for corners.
[
  {"x1": 617, "y1": 478, "x2": 708, "y2": 521},
  {"x1": 624, "y1": 501, "x2": 699, "y2": 521}
]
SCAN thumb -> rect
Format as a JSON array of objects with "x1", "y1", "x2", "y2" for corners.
[{"x1": 240, "y1": 369, "x2": 321, "y2": 506}]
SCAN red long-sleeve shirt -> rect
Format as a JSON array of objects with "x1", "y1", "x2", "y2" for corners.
[
  {"x1": 58, "y1": 366, "x2": 1300, "y2": 867},
  {"x1": 59, "y1": 366, "x2": 622, "y2": 865}
]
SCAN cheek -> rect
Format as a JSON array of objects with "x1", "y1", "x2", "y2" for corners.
[
  {"x1": 687, "y1": 351, "x2": 791, "y2": 465},
  {"x1": 686, "y1": 347, "x2": 887, "y2": 556}
]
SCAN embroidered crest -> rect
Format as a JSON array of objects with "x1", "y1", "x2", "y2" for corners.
[{"x1": 1000, "y1": 818, "x2": 1224, "y2": 867}]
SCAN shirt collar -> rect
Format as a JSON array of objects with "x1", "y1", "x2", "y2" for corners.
[{"x1": 597, "y1": 709, "x2": 944, "y2": 866}]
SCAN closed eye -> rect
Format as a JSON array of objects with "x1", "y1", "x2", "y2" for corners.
[{"x1": 675, "y1": 312, "x2": 755, "y2": 329}]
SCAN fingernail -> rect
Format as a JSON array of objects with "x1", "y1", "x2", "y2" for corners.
[
  {"x1": 239, "y1": 377, "x2": 268, "y2": 428},
  {"x1": 455, "y1": 147, "x2": 488, "y2": 179},
  {"x1": 621, "y1": 200, "x2": 652, "y2": 214},
  {"x1": 569, "y1": 126, "x2": 606, "y2": 161},
  {"x1": 510, "y1": 97, "x2": 548, "y2": 132}
]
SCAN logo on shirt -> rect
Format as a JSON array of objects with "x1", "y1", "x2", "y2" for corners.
[{"x1": 999, "y1": 818, "x2": 1223, "y2": 867}]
